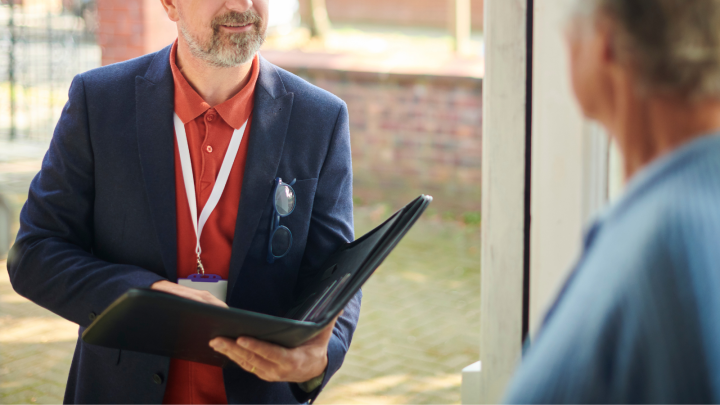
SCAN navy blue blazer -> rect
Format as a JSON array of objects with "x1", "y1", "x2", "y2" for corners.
[{"x1": 7, "y1": 44, "x2": 361, "y2": 404}]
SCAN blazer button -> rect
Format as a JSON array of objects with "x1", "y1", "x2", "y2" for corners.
[
  {"x1": 88, "y1": 312, "x2": 96, "y2": 321},
  {"x1": 153, "y1": 373, "x2": 163, "y2": 385}
]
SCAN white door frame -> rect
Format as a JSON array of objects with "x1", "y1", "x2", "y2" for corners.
[
  {"x1": 478, "y1": 1, "x2": 610, "y2": 402},
  {"x1": 479, "y1": 0, "x2": 530, "y2": 401}
]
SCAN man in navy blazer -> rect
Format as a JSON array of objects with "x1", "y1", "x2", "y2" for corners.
[{"x1": 6, "y1": 0, "x2": 361, "y2": 403}]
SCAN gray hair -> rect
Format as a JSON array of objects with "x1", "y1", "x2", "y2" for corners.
[{"x1": 569, "y1": 0, "x2": 720, "y2": 99}]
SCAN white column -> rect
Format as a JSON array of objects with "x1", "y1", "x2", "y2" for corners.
[{"x1": 479, "y1": 0, "x2": 529, "y2": 402}]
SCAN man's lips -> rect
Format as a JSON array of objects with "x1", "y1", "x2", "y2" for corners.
[{"x1": 220, "y1": 24, "x2": 253, "y2": 33}]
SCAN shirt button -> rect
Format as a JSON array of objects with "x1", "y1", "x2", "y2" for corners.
[
  {"x1": 206, "y1": 145, "x2": 213, "y2": 153},
  {"x1": 152, "y1": 373, "x2": 163, "y2": 385},
  {"x1": 206, "y1": 114, "x2": 215, "y2": 122},
  {"x1": 88, "y1": 312, "x2": 96, "y2": 321}
]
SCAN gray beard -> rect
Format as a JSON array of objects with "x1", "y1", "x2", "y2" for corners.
[{"x1": 180, "y1": 22, "x2": 265, "y2": 68}]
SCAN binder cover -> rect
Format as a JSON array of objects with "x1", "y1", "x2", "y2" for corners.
[{"x1": 82, "y1": 195, "x2": 433, "y2": 367}]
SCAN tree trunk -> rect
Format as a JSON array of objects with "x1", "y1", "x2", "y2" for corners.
[{"x1": 308, "y1": 0, "x2": 331, "y2": 38}]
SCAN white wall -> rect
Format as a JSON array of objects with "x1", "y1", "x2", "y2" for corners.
[{"x1": 528, "y1": 1, "x2": 609, "y2": 334}]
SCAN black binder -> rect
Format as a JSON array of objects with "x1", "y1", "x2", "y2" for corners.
[{"x1": 82, "y1": 195, "x2": 433, "y2": 367}]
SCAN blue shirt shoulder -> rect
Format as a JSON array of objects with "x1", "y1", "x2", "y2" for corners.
[{"x1": 505, "y1": 134, "x2": 720, "y2": 403}]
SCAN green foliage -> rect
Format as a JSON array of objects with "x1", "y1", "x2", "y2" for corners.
[
  {"x1": 352, "y1": 196, "x2": 364, "y2": 207},
  {"x1": 442, "y1": 211, "x2": 456, "y2": 222},
  {"x1": 462, "y1": 211, "x2": 481, "y2": 226}
]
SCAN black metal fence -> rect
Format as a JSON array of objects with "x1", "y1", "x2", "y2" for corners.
[{"x1": 0, "y1": 2, "x2": 101, "y2": 142}]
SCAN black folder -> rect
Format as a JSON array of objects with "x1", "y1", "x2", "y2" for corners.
[{"x1": 82, "y1": 195, "x2": 433, "y2": 367}]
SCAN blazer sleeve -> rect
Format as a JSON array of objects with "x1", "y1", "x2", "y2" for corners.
[
  {"x1": 290, "y1": 102, "x2": 362, "y2": 403},
  {"x1": 6, "y1": 74, "x2": 166, "y2": 327}
]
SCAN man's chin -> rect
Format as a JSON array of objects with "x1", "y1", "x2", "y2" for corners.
[
  {"x1": 209, "y1": 48, "x2": 256, "y2": 67},
  {"x1": 220, "y1": 31, "x2": 250, "y2": 42},
  {"x1": 217, "y1": 26, "x2": 262, "y2": 40}
]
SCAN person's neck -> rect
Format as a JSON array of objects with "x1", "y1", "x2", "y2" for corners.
[
  {"x1": 609, "y1": 89, "x2": 720, "y2": 179},
  {"x1": 175, "y1": 39, "x2": 254, "y2": 107}
]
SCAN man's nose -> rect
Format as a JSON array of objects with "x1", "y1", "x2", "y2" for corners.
[{"x1": 223, "y1": 0, "x2": 253, "y2": 14}]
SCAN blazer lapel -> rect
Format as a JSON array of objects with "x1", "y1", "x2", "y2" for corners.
[
  {"x1": 227, "y1": 56, "x2": 294, "y2": 298},
  {"x1": 135, "y1": 45, "x2": 178, "y2": 282}
]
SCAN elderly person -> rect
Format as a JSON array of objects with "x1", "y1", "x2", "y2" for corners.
[{"x1": 505, "y1": 0, "x2": 720, "y2": 403}]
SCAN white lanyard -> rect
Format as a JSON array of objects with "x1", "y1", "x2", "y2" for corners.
[{"x1": 173, "y1": 112, "x2": 248, "y2": 274}]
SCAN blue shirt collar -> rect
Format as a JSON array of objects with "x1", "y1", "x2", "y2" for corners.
[
  {"x1": 541, "y1": 132, "x2": 720, "y2": 335},
  {"x1": 605, "y1": 132, "x2": 720, "y2": 221}
]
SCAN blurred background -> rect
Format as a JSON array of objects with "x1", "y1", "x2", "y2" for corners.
[{"x1": 0, "y1": 0, "x2": 483, "y2": 403}]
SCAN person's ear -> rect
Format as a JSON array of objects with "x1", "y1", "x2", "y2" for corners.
[
  {"x1": 596, "y1": 15, "x2": 618, "y2": 69},
  {"x1": 596, "y1": 14, "x2": 638, "y2": 99},
  {"x1": 160, "y1": 0, "x2": 180, "y2": 23}
]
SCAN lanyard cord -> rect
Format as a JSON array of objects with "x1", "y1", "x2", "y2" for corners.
[{"x1": 173, "y1": 113, "x2": 248, "y2": 274}]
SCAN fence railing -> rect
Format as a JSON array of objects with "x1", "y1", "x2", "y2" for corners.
[{"x1": 0, "y1": 3, "x2": 101, "y2": 142}]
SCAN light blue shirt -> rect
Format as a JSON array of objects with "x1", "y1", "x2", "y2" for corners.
[{"x1": 505, "y1": 134, "x2": 720, "y2": 403}]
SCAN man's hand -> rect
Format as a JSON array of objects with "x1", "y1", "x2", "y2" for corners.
[
  {"x1": 209, "y1": 315, "x2": 340, "y2": 383},
  {"x1": 150, "y1": 280, "x2": 228, "y2": 308}
]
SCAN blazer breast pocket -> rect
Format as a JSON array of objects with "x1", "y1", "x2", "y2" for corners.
[
  {"x1": 276, "y1": 178, "x2": 318, "y2": 262},
  {"x1": 284, "y1": 178, "x2": 318, "y2": 229}
]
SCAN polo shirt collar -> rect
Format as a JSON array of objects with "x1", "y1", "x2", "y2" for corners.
[{"x1": 169, "y1": 40, "x2": 259, "y2": 130}]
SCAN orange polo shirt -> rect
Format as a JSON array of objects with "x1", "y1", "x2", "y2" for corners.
[{"x1": 163, "y1": 42, "x2": 259, "y2": 404}]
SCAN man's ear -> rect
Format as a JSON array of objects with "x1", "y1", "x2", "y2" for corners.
[{"x1": 159, "y1": 0, "x2": 180, "y2": 22}]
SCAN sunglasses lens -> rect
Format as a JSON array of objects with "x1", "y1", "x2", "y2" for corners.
[
  {"x1": 271, "y1": 226, "x2": 292, "y2": 257},
  {"x1": 275, "y1": 184, "x2": 296, "y2": 216}
]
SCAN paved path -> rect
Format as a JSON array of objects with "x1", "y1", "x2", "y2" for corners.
[
  {"x1": 316, "y1": 209, "x2": 480, "y2": 404},
  {"x1": 0, "y1": 144, "x2": 480, "y2": 404},
  {"x1": 0, "y1": 214, "x2": 480, "y2": 404},
  {"x1": 0, "y1": 260, "x2": 78, "y2": 404},
  {"x1": 0, "y1": 140, "x2": 48, "y2": 246}
]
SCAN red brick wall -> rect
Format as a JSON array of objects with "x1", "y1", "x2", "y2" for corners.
[
  {"x1": 97, "y1": 0, "x2": 176, "y2": 66},
  {"x1": 285, "y1": 69, "x2": 483, "y2": 213},
  {"x1": 300, "y1": 0, "x2": 485, "y2": 31},
  {"x1": 142, "y1": 0, "x2": 178, "y2": 56},
  {"x1": 97, "y1": 0, "x2": 144, "y2": 65},
  {"x1": 99, "y1": 0, "x2": 484, "y2": 66}
]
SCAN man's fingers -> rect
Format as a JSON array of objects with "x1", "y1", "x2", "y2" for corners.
[
  {"x1": 318, "y1": 319, "x2": 337, "y2": 338},
  {"x1": 305, "y1": 314, "x2": 341, "y2": 345},
  {"x1": 235, "y1": 337, "x2": 287, "y2": 364},
  {"x1": 197, "y1": 290, "x2": 229, "y2": 308},
  {"x1": 206, "y1": 310, "x2": 345, "y2": 383},
  {"x1": 210, "y1": 338, "x2": 280, "y2": 380},
  {"x1": 180, "y1": 289, "x2": 227, "y2": 308},
  {"x1": 151, "y1": 281, "x2": 228, "y2": 308},
  {"x1": 326, "y1": 313, "x2": 342, "y2": 331},
  {"x1": 235, "y1": 352, "x2": 277, "y2": 378}
]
